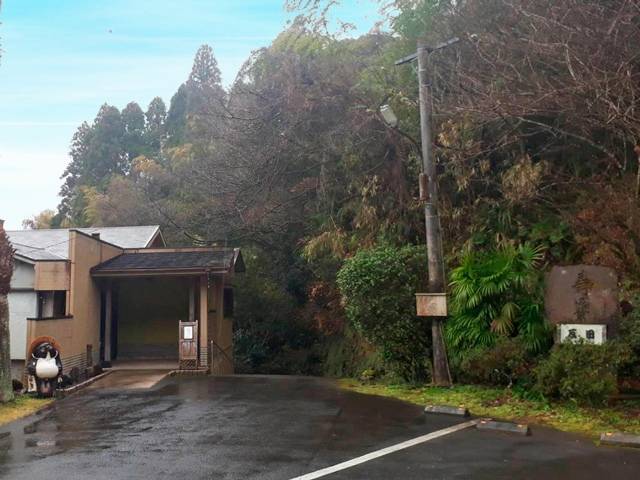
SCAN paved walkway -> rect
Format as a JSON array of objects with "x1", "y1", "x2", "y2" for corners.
[
  {"x1": 109, "y1": 359, "x2": 178, "y2": 370},
  {"x1": 1, "y1": 375, "x2": 639, "y2": 479},
  {"x1": 86, "y1": 369, "x2": 170, "y2": 390}
]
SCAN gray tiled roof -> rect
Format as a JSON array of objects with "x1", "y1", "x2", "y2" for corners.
[
  {"x1": 92, "y1": 249, "x2": 241, "y2": 273},
  {"x1": 7, "y1": 226, "x2": 161, "y2": 261}
]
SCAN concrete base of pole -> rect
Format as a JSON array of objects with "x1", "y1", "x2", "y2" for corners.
[
  {"x1": 600, "y1": 432, "x2": 640, "y2": 448},
  {"x1": 476, "y1": 419, "x2": 530, "y2": 436},
  {"x1": 424, "y1": 405, "x2": 470, "y2": 417}
]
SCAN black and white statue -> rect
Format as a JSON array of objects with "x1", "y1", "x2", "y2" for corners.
[{"x1": 26, "y1": 342, "x2": 63, "y2": 398}]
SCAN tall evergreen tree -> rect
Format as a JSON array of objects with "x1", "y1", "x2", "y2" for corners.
[
  {"x1": 167, "y1": 45, "x2": 226, "y2": 146},
  {"x1": 121, "y1": 101, "x2": 146, "y2": 160},
  {"x1": 166, "y1": 84, "x2": 189, "y2": 146},
  {"x1": 188, "y1": 44, "x2": 222, "y2": 88},
  {"x1": 145, "y1": 97, "x2": 167, "y2": 152},
  {"x1": 58, "y1": 104, "x2": 127, "y2": 225}
]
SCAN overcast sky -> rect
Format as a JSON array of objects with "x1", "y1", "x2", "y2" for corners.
[{"x1": 0, "y1": 0, "x2": 381, "y2": 229}]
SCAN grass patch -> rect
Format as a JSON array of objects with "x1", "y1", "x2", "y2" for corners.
[
  {"x1": 338, "y1": 379, "x2": 640, "y2": 439},
  {"x1": 0, "y1": 395, "x2": 52, "y2": 427}
]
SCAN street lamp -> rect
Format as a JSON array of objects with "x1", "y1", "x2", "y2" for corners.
[{"x1": 379, "y1": 104, "x2": 399, "y2": 129}]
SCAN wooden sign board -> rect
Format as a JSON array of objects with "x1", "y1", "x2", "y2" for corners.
[{"x1": 416, "y1": 293, "x2": 448, "y2": 317}]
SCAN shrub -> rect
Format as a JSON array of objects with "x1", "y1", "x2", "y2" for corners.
[
  {"x1": 454, "y1": 338, "x2": 533, "y2": 387},
  {"x1": 447, "y1": 243, "x2": 551, "y2": 359},
  {"x1": 323, "y1": 325, "x2": 385, "y2": 379},
  {"x1": 533, "y1": 342, "x2": 629, "y2": 406},
  {"x1": 234, "y1": 248, "x2": 321, "y2": 375},
  {"x1": 618, "y1": 300, "x2": 640, "y2": 380},
  {"x1": 336, "y1": 245, "x2": 430, "y2": 382}
]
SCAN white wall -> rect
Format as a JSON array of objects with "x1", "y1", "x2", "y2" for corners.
[
  {"x1": 12, "y1": 260, "x2": 35, "y2": 289},
  {"x1": 8, "y1": 291, "x2": 36, "y2": 359},
  {"x1": 9, "y1": 260, "x2": 36, "y2": 360}
]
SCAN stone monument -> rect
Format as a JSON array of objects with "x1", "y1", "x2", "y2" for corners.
[{"x1": 545, "y1": 265, "x2": 619, "y2": 338}]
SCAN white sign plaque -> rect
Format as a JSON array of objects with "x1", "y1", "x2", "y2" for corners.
[
  {"x1": 183, "y1": 326, "x2": 194, "y2": 340},
  {"x1": 559, "y1": 324, "x2": 606, "y2": 345}
]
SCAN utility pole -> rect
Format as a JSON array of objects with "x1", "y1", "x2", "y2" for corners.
[{"x1": 396, "y1": 37, "x2": 459, "y2": 387}]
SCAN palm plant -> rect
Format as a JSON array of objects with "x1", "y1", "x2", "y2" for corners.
[{"x1": 446, "y1": 243, "x2": 548, "y2": 357}]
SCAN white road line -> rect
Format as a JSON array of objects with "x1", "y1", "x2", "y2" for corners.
[{"x1": 289, "y1": 419, "x2": 480, "y2": 480}]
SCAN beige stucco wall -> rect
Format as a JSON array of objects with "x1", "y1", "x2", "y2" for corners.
[
  {"x1": 34, "y1": 261, "x2": 70, "y2": 291},
  {"x1": 26, "y1": 317, "x2": 74, "y2": 355},
  {"x1": 26, "y1": 231, "x2": 122, "y2": 372}
]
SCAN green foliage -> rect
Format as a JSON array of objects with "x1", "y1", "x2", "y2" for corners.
[
  {"x1": 323, "y1": 325, "x2": 385, "y2": 379},
  {"x1": 467, "y1": 208, "x2": 578, "y2": 265},
  {"x1": 42, "y1": 0, "x2": 640, "y2": 383},
  {"x1": 454, "y1": 338, "x2": 534, "y2": 388},
  {"x1": 526, "y1": 218, "x2": 578, "y2": 264},
  {"x1": 534, "y1": 342, "x2": 629, "y2": 406},
  {"x1": 617, "y1": 300, "x2": 640, "y2": 381},
  {"x1": 336, "y1": 245, "x2": 430, "y2": 382},
  {"x1": 447, "y1": 244, "x2": 550, "y2": 357},
  {"x1": 233, "y1": 248, "x2": 321, "y2": 375},
  {"x1": 389, "y1": 0, "x2": 450, "y2": 41},
  {"x1": 165, "y1": 84, "x2": 189, "y2": 146}
]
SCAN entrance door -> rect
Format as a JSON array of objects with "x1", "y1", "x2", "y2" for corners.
[{"x1": 178, "y1": 321, "x2": 198, "y2": 370}]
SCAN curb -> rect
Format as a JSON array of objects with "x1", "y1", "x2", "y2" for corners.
[
  {"x1": 169, "y1": 369, "x2": 209, "y2": 376},
  {"x1": 477, "y1": 419, "x2": 530, "y2": 436},
  {"x1": 600, "y1": 432, "x2": 640, "y2": 448},
  {"x1": 424, "y1": 405, "x2": 470, "y2": 417},
  {"x1": 423, "y1": 404, "x2": 531, "y2": 436},
  {"x1": 56, "y1": 370, "x2": 113, "y2": 398}
]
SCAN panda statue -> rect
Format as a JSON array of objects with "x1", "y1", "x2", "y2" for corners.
[{"x1": 26, "y1": 342, "x2": 63, "y2": 398}]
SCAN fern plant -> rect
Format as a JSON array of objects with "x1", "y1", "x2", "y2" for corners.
[{"x1": 446, "y1": 243, "x2": 549, "y2": 358}]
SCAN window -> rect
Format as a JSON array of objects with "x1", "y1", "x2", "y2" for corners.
[
  {"x1": 37, "y1": 291, "x2": 67, "y2": 318},
  {"x1": 223, "y1": 287, "x2": 234, "y2": 317}
]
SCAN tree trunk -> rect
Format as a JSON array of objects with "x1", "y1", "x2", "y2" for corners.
[{"x1": 0, "y1": 293, "x2": 13, "y2": 402}]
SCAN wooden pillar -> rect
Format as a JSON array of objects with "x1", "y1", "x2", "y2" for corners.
[
  {"x1": 210, "y1": 275, "x2": 234, "y2": 375},
  {"x1": 188, "y1": 281, "x2": 195, "y2": 322},
  {"x1": 199, "y1": 275, "x2": 208, "y2": 369},
  {"x1": 104, "y1": 282, "x2": 112, "y2": 363}
]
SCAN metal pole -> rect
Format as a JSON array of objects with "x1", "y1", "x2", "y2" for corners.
[{"x1": 417, "y1": 41, "x2": 452, "y2": 387}]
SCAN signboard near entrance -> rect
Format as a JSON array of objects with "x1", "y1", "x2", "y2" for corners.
[
  {"x1": 179, "y1": 321, "x2": 198, "y2": 370},
  {"x1": 416, "y1": 293, "x2": 448, "y2": 317}
]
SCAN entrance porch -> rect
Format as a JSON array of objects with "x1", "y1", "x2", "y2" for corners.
[{"x1": 91, "y1": 247, "x2": 243, "y2": 374}]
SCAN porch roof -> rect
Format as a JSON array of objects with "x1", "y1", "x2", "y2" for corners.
[{"x1": 91, "y1": 247, "x2": 244, "y2": 277}]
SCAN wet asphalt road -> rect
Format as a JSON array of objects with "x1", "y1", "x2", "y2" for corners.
[{"x1": 1, "y1": 373, "x2": 640, "y2": 479}]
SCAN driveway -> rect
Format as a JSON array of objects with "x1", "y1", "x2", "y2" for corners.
[{"x1": 0, "y1": 374, "x2": 639, "y2": 479}]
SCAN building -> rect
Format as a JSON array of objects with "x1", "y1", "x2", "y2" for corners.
[{"x1": 5, "y1": 225, "x2": 243, "y2": 381}]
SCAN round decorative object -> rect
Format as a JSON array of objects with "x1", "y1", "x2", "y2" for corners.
[{"x1": 35, "y1": 353, "x2": 60, "y2": 379}]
